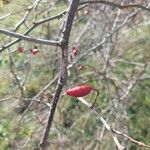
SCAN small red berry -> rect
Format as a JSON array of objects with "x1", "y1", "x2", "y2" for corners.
[
  {"x1": 66, "y1": 85, "x2": 93, "y2": 97},
  {"x1": 66, "y1": 85, "x2": 99, "y2": 108},
  {"x1": 17, "y1": 47, "x2": 24, "y2": 53}
]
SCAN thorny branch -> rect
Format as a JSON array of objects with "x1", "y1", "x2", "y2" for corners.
[{"x1": 38, "y1": 0, "x2": 79, "y2": 149}]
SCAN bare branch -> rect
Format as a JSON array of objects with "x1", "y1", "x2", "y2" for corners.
[
  {"x1": 0, "y1": 9, "x2": 30, "y2": 21},
  {"x1": 35, "y1": 9, "x2": 142, "y2": 101},
  {"x1": 34, "y1": 74, "x2": 59, "y2": 99},
  {"x1": 0, "y1": 96, "x2": 14, "y2": 102},
  {"x1": 0, "y1": 9, "x2": 66, "y2": 53},
  {"x1": 0, "y1": 28, "x2": 60, "y2": 46},
  {"x1": 119, "y1": 62, "x2": 148, "y2": 101},
  {"x1": 14, "y1": 0, "x2": 42, "y2": 31},
  {"x1": 38, "y1": 0, "x2": 80, "y2": 149},
  {"x1": 69, "y1": 9, "x2": 141, "y2": 68},
  {"x1": 8, "y1": 48, "x2": 25, "y2": 98},
  {"x1": 77, "y1": 97, "x2": 150, "y2": 149},
  {"x1": 77, "y1": 97, "x2": 125, "y2": 150},
  {"x1": 80, "y1": 1, "x2": 150, "y2": 11},
  {"x1": 0, "y1": 4, "x2": 88, "y2": 53},
  {"x1": 112, "y1": 129, "x2": 150, "y2": 148}
]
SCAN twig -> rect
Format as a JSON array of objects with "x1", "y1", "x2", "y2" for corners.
[
  {"x1": 34, "y1": 9, "x2": 141, "y2": 101},
  {"x1": 0, "y1": 9, "x2": 29, "y2": 21},
  {"x1": 0, "y1": 4, "x2": 88, "y2": 53},
  {"x1": 77, "y1": 97, "x2": 150, "y2": 149},
  {"x1": 8, "y1": 48, "x2": 25, "y2": 98},
  {"x1": 0, "y1": 28, "x2": 60, "y2": 46},
  {"x1": 14, "y1": 0, "x2": 42, "y2": 31},
  {"x1": 34, "y1": 74, "x2": 59, "y2": 99},
  {"x1": 119, "y1": 63, "x2": 148, "y2": 101},
  {"x1": 112, "y1": 128, "x2": 150, "y2": 148},
  {"x1": 69, "y1": 9, "x2": 141, "y2": 68},
  {"x1": 0, "y1": 96, "x2": 14, "y2": 102},
  {"x1": 77, "y1": 97, "x2": 125, "y2": 150},
  {"x1": 80, "y1": 1, "x2": 150, "y2": 12},
  {"x1": 0, "y1": 9, "x2": 65, "y2": 53}
]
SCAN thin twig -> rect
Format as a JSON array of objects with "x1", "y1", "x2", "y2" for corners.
[
  {"x1": 8, "y1": 48, "x2": 25, "y2": 98},
  {"x1": 0, "y1": 28, "x2": 60, "y2": 46},
  {"x1": 80, "y1": 1, "x2": 150, "y2": 12},
  {"x1": 14, "y1": 0, "x2": 42, "y2": 31},
  {"x1": 0, "y1": 4, "x2": 88, "y2": 53},
  {"x1": 69, "y1": 9, "x2": 141, "y2": 68},
  {"x1": 119, "y1": 62, "x2": 148, "y2": 101},
  {"x1": 77, "y1": 97, "x2": 125, "y2": 150},
  {"x1": 112, "y1": 128, "x2": 150, "y2": 148},
  {"x1": 0, "y1": 96, "x2": 14, "y2": 102}
]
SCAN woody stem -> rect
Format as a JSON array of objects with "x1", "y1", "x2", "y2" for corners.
[{"x1": 91, "y1": 88, "x2": 99, "y2": 108}]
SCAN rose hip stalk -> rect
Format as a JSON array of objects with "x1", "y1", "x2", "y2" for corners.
[{"x1": 66, "y1": 85, "x2": 99, "y2": 107}]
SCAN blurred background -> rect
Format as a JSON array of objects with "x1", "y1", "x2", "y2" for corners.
[{"x1": 0, "y1": 0, "x2": 150, "y2": 149}]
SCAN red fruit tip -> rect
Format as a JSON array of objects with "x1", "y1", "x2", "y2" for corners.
[
  {"x1": 66, "y1": 85, "x2": 93, "y2": 97},
  {"x1": 30, "y1": 48, "x2": 39, "y2": 55}
]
